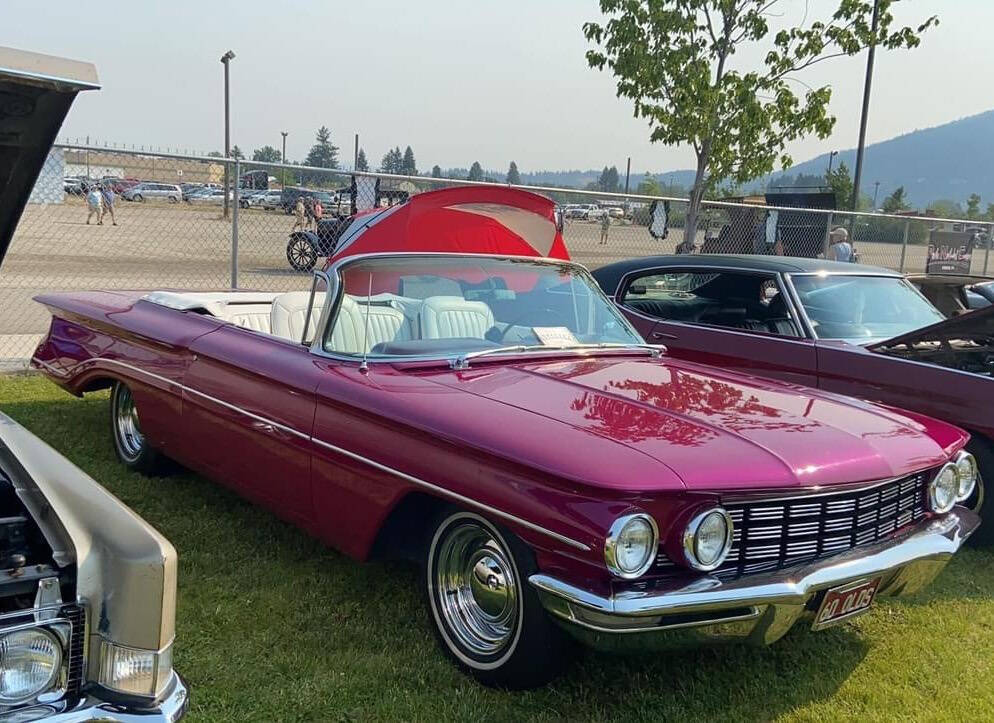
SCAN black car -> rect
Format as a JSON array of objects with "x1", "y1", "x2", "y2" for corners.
[{"x1": 285, "y1": 215, "x2": 352, "y2": 271}]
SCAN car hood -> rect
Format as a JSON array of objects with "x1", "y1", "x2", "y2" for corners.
[
  {"x1": 867, "y1": 304, "x2": 994, "y2": 351},
  {"x1": 0, "y1": 47, "x2": 99, "y2": 269},
  {"x1": 422, "y1": 355, "x2": 958, "y2": 492}
]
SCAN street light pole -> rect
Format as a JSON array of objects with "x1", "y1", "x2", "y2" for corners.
[
  {"x1": 873, "y1": 181, "x2": 880, "y2": 209},
  {"x1": 280, "y1": 131, "x2": 288, "y2": 188},
  {"x1": 826, "y1": 150, "x2": 838, "y2": 176},
  {"x1": 850, "y1": 0, "x2": 879, "y2": 211},
  {"x1": 220, "y1": 50, "x2": 235, "y2": 218}
]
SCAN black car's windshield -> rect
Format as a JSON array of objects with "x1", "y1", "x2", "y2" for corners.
[
  {"x1": 791, "y1": 274, "x2": 946, "y2": 343},
  {"x1": 323, "y1": 256, "x2": 643, "y2": 358}
]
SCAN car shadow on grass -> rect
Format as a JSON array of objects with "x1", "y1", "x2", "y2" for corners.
[{"x1": 0, "y1": 393, "x2": 916, "y2": 720}]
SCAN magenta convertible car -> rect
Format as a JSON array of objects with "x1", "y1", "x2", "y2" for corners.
[{"x1": 33, "y1": 189, "x2": 980, "y2": 688}]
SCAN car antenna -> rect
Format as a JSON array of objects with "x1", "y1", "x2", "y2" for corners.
[{"x1": 359, "y1": 272, "x2": 373, "y2": 374}]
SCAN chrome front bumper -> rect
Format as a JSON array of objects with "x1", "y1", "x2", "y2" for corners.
[
  {"x1": 530, "y1": 509, "x2": 979, "y2": 652},
  {"x1": 14, "y1": 672, "x2": 188, "y2": 722}
]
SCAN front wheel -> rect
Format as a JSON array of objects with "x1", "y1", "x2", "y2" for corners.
[
  {"x1": 134, "y1": 194, "x2": 144, "y2": 203},
  {"x1": 286, "y1": 234, "x2": 317, "y2": 272},
  {"x1": 110, "y1": 381, "x2": 170, "y2": 475},
  {"x1": 425, "y1": 510, "x2": 568, "y2": 689},
  {"x1": 966, "y1": 437, "x2": 992, "y2": 546}
]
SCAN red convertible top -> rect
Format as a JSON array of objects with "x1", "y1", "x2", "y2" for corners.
[{"x1": 326, "y1": 186, "x2": 569, "y2": 265}]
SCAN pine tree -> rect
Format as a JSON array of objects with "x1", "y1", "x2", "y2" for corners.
[
  {"x1": 230, "y1": 145, "x2": 245, "y2": 160},
  {"x1": 431, "y1": 165, "x2": 442, "y2": 178},
  {"x1": 251, "y1": 146, "x2": 281, "y2": 163},
  {"x1": 467, "y1": 162, "x2": 483, "y2": 182},
  {"x1": 401, "y1": 146, "x2": 417, "y2": 176},
  {"x1": 506, "y1": 161, "x2": 521, "y2": 185},
  {"x1": 381, "y1": 147, "x2": 403, "y2": 173},
  {"x1": 304, "y1": 126, "x2": 339, "y2": 169},
  {"x1": 356, "y1": 148, "x2": 369, "y2": 172}
]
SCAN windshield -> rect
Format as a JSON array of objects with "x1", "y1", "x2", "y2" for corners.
[
  {"x1": 323, "y1": 256, "x2": 643, "y2": 358},
  {"x1": 791, "y1": 274, "x2": 946, "y2": 343}
]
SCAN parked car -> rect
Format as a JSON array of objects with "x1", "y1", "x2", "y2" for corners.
[
  {"x1": 592, "y1": 254, "x2": 991, "y2": 541},
  {"x1": 33, "y1": 187, "x2": 980, "y2": 688},
  {"x1": 187, "y1": 189, "x2": 232, "y2": 205},
  {"x1": 180, "y1": 182, "x2": 204, "y2": 201},
  {"x1": 607, "y1": 206, "x2": 625, "y2": 219},
  {"x1": 239, "y1": 189, "x2": 266, "y2": 208},
  {"x1": 122, "y1": 182, "x2": 182, "y2": 203},
  {"x1": 63, "y1": 177, "x2": 83, "y2": 195},
  {"x1": 908, "y1": 273, "x2": 994, "y2": 316},
  {"x1": 0, "y1": 45, "x2": 187, "y2": 721},
  {"x1": 259, "y1": 188, "x2": 284, "y2": 210}
]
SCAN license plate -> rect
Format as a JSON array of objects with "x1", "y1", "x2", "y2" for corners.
[{"x1": 812, "y1": 577, "x2": 881, "y2": 630}]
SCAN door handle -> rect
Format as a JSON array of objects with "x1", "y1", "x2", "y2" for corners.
[{"x1": 651, "y1": 331, "x2": 678, "y2": 340}]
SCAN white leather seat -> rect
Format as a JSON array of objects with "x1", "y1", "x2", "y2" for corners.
[
  {"x1": 325, "y1": 296, "x2": 413, "y2": 354},
  {"x1": 418, "y1": 296, "x2": 495, "y2": 339},
  {"x1": 270, "y1": 291, "x2": 326, "y2": 341}
]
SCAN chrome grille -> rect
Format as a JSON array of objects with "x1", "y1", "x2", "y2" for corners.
[
  {"x1": 656, "y1": 471, "x2": 931, "y2": 580},
  {"x1": 62, "y1": 604, "x2": 85, "y2": 698}
]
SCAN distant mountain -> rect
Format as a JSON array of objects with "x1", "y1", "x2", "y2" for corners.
[
  {"x1": 476, "y1": 109, "x2": 994, "y2": 209},
  {"x1": 767, "y1": 109, "x2": 994, "y2": 208}
]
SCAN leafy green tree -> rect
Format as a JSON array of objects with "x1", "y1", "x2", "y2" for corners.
[
  {"x1": 356, "y1": 148, "x2": 369, "y2": 172},
  {"x1": 928, "y1": 199, "x2": 963, "y2": 218},
  {"x1": 251, "y1": 146, "x2": 282, "y2": 163},
  {"x1": 401, "y1": 146, "x2": 417, "y2": 176},
  {"x1": 986, "y1": 203, "x2": 994, "y2": 222},
  {"x1": 584, "y1": 0, "x2": 937, "y2": 243},
  {"x1": 881, "y1": 186, "x2": 909, "y2": 213},
  {"x1": 467, "y1": 161, "x2": 484, "y2": 182},
  {"x1": 207, "y1": 151, "x2": 224, "y2": 158},
  {"x1": 827, "y1": 162, "x2": 854, "y2": 211},
  {"x1": 305, "y1": 126, "x2": 339, "y2": 169},
  {"x1": 381, "y1": 147, "x2": 403, "y2": 173},
  {"x1": 966, "y1": 193, "x2": 981, "y2": 219},
  {"x1": 431, "y1": 165, "x2": 442, "y2": 178},
  {"x1": 506, "y1": 161, "x2": 521, "y2": 185},
  {"x1": 230, "y1": 145, "x2": 245, "y2": 160},
  {"x1": 636, "y1": 173, "x2": 662, "y2": 195}
]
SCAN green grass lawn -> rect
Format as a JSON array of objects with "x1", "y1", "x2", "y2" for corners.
[{"x1": 2, "y1": 374, "x2": 993, "y2": 722}]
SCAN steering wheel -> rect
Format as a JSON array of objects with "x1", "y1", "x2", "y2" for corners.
[{"x1": 496, "y1": 307, "x2": 573, "y2": 344}]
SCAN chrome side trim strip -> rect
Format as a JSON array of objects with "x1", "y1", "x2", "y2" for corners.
[{"x1": 33, "y1": 355, "x2": 591, "y2": 552}]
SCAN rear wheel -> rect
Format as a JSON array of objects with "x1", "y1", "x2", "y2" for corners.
[
  {"x1": 286, "y1": 234, "x2": 317, "y2": 272},
  {"x1": 134, "y1": 194, "x2": 144, "y2": 202},
  {"x1": 110, "y1": 381, "x2": 170, "y2": 474},
  {"x1": 424, "y1": 510, "x2": 568, "y2": 689}
]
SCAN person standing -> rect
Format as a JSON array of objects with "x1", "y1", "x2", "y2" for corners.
[
  {"x1": 100, "y1": 184, "x2": 117, "y2": 226},
  {"x1": 599, "y1": 211, "x2": 610, "y2": 245},
  {"x1": 292, "y1": 196, "x2": 306, "y2": 232},
  {"x1": 313, "y1": 197, "x2": 324, "y2": 230},
  {"x1": 827, "y1": 226, "x2": 854, "y2": 262},
  {"x1": 85, "y1": 186, "x2": 103, "y2": 225}
]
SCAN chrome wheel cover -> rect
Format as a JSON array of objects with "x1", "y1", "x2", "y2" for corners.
[
  {"x1": 434, "y1": 521, "x2": 519, "y2": 657},
  {"x1": 114, "y1": 385, "x2": 144, "y2": 461}
]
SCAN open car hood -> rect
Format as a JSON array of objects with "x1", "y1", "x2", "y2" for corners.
[
  {"x1": 867, "y1": 303, "x2": 994, "y2": 351},
  {"x1": 0, "y1": 47, "x2": 99, "y2": 268}
]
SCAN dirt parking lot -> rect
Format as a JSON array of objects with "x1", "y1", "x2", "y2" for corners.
[{"x1": 2, "y1": 197, "x2": 989, "y2": 365}]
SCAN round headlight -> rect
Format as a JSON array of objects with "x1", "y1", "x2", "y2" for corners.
[
  {"x1": 604, "y1": 513, "x2": 658, "y2": 579},
  {"x1": 0, "y1": 628, "x2": 62, "y2": 704},
  {"x1": 683, "y1": 508, "x2": 733, "y2": 571},
  {"x1": 929, "y1": 463, "x2": 959, "y2": 514},
  {"x1": 955, "y1": 452, "x2": 978, "y2": 502}
]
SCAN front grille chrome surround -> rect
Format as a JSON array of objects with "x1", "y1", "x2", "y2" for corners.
[{"x1": 656, "y1": 470, "x2": 934, "y2": 581}]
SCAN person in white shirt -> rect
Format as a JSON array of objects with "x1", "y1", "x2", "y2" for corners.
[{"x1": 827, "y1": 226, "x2": 854, "y2": 262}]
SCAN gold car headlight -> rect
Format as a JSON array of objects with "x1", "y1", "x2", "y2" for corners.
[
  {"x1": 99, "y1": 640, "x2": 173, "y2": 699},
  {"x1": 0, "y1": 628, "x2": 63, "y2": 704}
]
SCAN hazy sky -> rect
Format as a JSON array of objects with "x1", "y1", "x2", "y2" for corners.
[{"x1": 4, "y1": 1, "x2": 991, "y2": 174}]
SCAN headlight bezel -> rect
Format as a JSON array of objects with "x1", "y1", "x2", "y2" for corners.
[
  {"x1": 954, "y1": 450, "x2": 979, "y2": 502},
  {"x1": 604, "y1": 513, "x2": 659, "y2": 580},
  {"x1": 682, "y1": 507, "x2": 734, "y2": 572},
  {"x1": 928, "y1": 462, "x2": 960, "y2": 514},
  {"x1": 0, "y1": 621, "x2": 70, "y2": 706}
]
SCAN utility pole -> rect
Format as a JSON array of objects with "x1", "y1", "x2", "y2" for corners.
[
  {"x1": 354, "y1": 133, "x2": 359, "y2": 171},
  {"x1": 280, "y1": 131, "x2": 288, "y2": 188},
  {"x1": 850, "y1": 0, "x2": 879, "y2": 212},
  {"x1": 826, "y1": 150, "x2": 838, "y2": 176},
  {"x1": 220, "y1": 50, "x2": 235, "y2": 218},
  {"x1": 873, "y1": 181, "x2": 881, "y2": 209},
  {"x1": 623, "y1": 157, "x2": 631, "y2": 214}
]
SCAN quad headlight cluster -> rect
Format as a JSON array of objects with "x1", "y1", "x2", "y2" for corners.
[
  {"x1": 0, "y1": 624, "x2": 68, "y2": 705},
  {"x1": 928, "y1": 451, "x2": 979, "y2": 514},
  {"x1": 682, "y1": 508, "x2": 734, "y2": 572}
]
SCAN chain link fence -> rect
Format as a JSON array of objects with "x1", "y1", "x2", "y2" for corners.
[{"x1": 2, "y1": 144, "x2": 991, "y2": 368}]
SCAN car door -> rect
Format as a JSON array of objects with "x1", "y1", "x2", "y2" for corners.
[
  {"x1": 615, "y1": 267, "x2": 820, "y2": 387},
  {"x1": 182, "y1": 324, "x2": 321, "y2": 527}
]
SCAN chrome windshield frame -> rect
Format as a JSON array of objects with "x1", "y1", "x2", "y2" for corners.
[{"x1": 307, "y1": 252, "x2": 645, "y2": 365}]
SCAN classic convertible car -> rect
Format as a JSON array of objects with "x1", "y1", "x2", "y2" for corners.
[
  {"x1": 0, "y1": 47, "x2": 187, "y2": 719},
  {"x1": 33, "y1": 187, "x2": 980, "y2": 688},
  {"x1": 592, "y1": 255, "x2": 991, "y2": 542}
]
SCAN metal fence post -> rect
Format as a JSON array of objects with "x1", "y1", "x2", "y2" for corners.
[
  {"x1": 985, "y1": 223, "x2": 992, "y2": 275},
  {"x1": 231, "y1": 159, "x2": 239, "y2": 289},
  {"x1": 823, "y1": 212, "x2": 833, "y2": 256},
  {"x1": 898, "y1": 219, "x2": 910, "y2": 272}
]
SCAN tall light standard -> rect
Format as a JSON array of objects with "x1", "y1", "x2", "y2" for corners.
[
  {"x1": 826, "y1": 150, "x2": 839, "y2": 176},
  {"x1": 873, "y1": 181, "x2": 881, "y2": 209},
  {"x1": 850, "y1": 0, "x2": 879, "y2": 211},
  {"x1": 280, "y1": 131, "x2": 288, "y2": 188},
  {"x1": 220, "y1": 50, "x2": 235, "y2": 218}
]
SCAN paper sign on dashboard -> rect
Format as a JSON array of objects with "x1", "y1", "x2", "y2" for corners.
[{"x1": 532, "y1": 326, "x2": 578, "y2": 346}]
